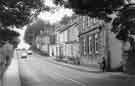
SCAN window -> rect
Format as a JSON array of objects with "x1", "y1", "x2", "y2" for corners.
[
  {"x1": 94, "y1": 33, "x2": 99, "y2": 54},
  {"x1": 87, "y1": 17, "x2": 89, "y2": 27},
  {"x1": 82, "y1": 16, "x2": 86, "y2": 30},
  {"x1": 93, "y1": 18, "x2": 96, "y2": 24},
  {"x1": 88, "y1": 36, "x2": 92, "y2": 54},
  {"x1": 82, "y1": 16, "x2": 88, "y2": 30},
  {"x1": 83, "y1": 39, "x2": 87, "y2": 55},
  {"x1": 87, "y1": 17, "x2": 92, "y2": 26}
]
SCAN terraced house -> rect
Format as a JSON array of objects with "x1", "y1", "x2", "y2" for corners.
[
  {"x1": 55, "y1": 15, "x2": 80, "y2": 64},
  {"x1": 79, "y1": 16, "x2": 123, "y2": 71}
]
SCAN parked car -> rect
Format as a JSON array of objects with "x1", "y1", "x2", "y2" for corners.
[
  {"x1": 27, "y1": 50, "x2": 32, "y2": 55},
  {"x1": 21, "y1": 53, "x2": 27, "y2": 59}
]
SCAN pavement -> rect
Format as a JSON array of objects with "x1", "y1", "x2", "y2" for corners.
[
  {"x1": 2, "y1": 57, "x2": 21, "y2": 86},
  {"x1": 36, "y1": 55, "x2": 135, "y2": 80}
]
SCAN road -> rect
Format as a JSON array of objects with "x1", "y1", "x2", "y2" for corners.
[{"x1": 17, "y1": 51, "x2": 134, "y2": 86}]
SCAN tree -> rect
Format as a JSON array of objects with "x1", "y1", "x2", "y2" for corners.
[
  {"x1": 54, "y1": 0, "x2": 135, "y2": 73},
  {"x1": 0, "y1": 0, "x2": 45, "y2": 28},
  {"x1": 24, "y1": 19, "x2": 45, "y2": 45},
  {"x1": 24, "y1": 19, "x2": 55, "y2": 46},
  {"x1": 0, "y1": 0, "x2": 45, "y2": 76},
  {"x1": 54, "y1": 0, "x2": 125, "y2": 20},
  {"x1": 0, "y1": 0, "x2": 47, "y2": 47},
  {"x1": 0, "y1": 28, "x2": 20, "y2": 46}
]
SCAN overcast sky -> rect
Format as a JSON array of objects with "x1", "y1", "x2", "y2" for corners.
[
  {"x1": 38, "y1": 0, "x2": 73, "y2": 24},
  {"x1": 17, "y1": 0, "x2": 73, "y2": 49}
]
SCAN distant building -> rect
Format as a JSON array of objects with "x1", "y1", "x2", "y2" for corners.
[
  {"x1": 35, "y1": 25, "x2": 56, "y2": 55},
  {"x1": 54, "y1": 15, "x2": 80, "y2": 64}
]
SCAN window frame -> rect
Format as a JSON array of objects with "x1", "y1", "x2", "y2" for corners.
[
  {"x1": 82, "y1": 16, "x2": 86, "y2": 30},
  {"x1": 83, "y1": 39, "x2": 87, "y2": 55},
  {"x1": 87, "y1": 17, "x2": 92, "y2": 27},
  {"x1": 88, "y1": 36, "x2": 92, "y2": 55},
  {"x1": 94, "y1": 33, "x2": 99, "y2": 54}
]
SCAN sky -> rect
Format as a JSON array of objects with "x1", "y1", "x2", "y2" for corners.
[
  {"x1": 38, "y1": 7, "x2": 73, "y2": 24},
  {"x1": 38, "y1": 0, "x2": 73, "y2": 24},
  {"x1": 15, "y1": 27, "x2": 30, "y2": 49},
  {"x1": 17, "y1": 0, "x2": 73, "y2": 49}
]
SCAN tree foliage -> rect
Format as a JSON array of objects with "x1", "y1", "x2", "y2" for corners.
[
  {"x1": 0, "y1": 0, "x2": 47, "y2": 46},
  {"x1": 112, "y1": 4, "x2": 135, "y2": 41},
  {"x1": 0, "y1": 0, "x2": 45, "y2": 28},
  {"x1": 24, "y1": 19, "x2": 45, "y2": 45},
  {"x1": 24, "y1": 19, "x2": 56, "y2": 45},
  {"x1": 54, "y1": 0, "x2": 125, "y2": 20},
  {"x1": 0, "y1": 28, "x2": 20, "y2": 47}
]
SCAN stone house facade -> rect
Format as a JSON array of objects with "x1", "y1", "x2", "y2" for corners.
[
  {"x1": 55, "y1": 15, "x2": 80, "y2": 64},
  {"x1": 79, "y1": 16, "x2": 123, "y2": 71}
]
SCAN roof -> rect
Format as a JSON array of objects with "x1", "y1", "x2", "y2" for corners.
[
  {"x1": 56, "y1": 15, "x2": 80, "y2": 32},
  {"x1": 58, "y1": 22, "x2": 78, "y2": 32}
]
